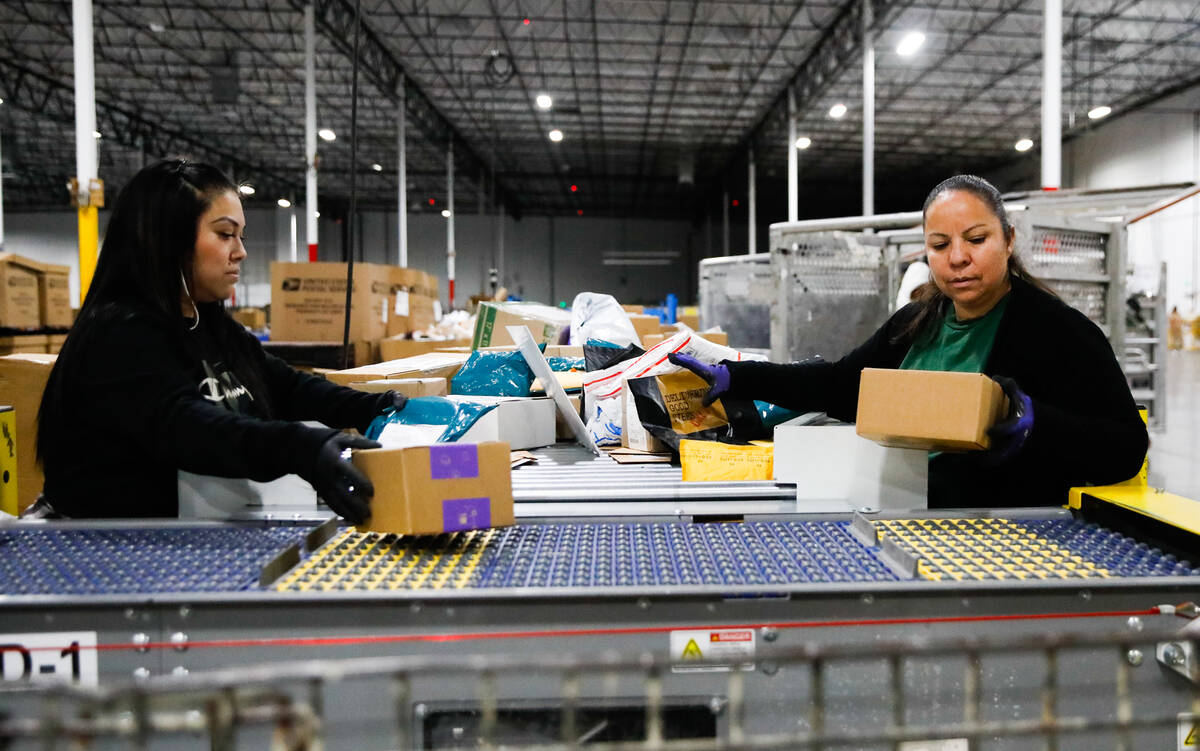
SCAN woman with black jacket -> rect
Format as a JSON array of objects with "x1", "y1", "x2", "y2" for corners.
[
  {"x1": 32, "y1": 159, "x2": 403, "y2": 522},
  {"x1": 672, "y1": 174, "x2": 1148, "y2": 508}
]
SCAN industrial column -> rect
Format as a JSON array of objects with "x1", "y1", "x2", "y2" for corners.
[
  {"x1": 72, "y1": 0, "x2": 99, "y2": 303},
  {"x1": 1042, "y1": 0, "x2": 1062, "y2": 190},
  {"x1": 787, "y1": 89, "x2": 798, "y2": 223},
  {"x1": 862, "y1": 0, "x2": 875, "y2": 217},
  {"x1": 748, "y1": 148, "x2": 757, "y2": 254},
  {"x1": 446, "y1": 139, "x2": 456, "y2": 309},
  {"x1": 0, "y1": 128, "x2": 5, "y2": 252},
  {"x1": 397, "y1": 77, "x2": 408, "y2": 267},
  {"x1": 305, "y1": 2, "x2": 319, "y2": 261}
]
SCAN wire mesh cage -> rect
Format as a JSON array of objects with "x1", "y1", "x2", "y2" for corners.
[{"x1": 3, "y1": 624, "x2": 1198, "y2": 750}]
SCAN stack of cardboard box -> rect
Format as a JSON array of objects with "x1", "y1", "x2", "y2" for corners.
[
  {"x1": 0, "y1": 254, "x2": 75, "y2": 355},
  {"x1": 269, "y1": 262, "x2": 442, "y2": 368}
]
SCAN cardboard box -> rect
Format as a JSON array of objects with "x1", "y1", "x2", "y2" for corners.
[
  {"x1": 0, "y1": 254, "x2": 43, "y2": 330},
  {"x1": 352, "y1": 442, "x2": 514, "y2": 536},
  {"x1": 31, "y1": 261, "x2": 72, "y2": 328},
  {"x1": 230, "y1": 307, "x2": 267, "y2": 330},
  {"x1": 621, "y1": 379, "x2": 669, "y2": 453},
  {"x1": 620, "y1": 304, "x2": 645, "y2": 314},
  {"x1": 678, "y1": 310, "x2": 700, "y2": 330},
  {"x1": 270, "y1": 261, "x2": 393, "y2": 342},
  {"x1": 556, "y1": 394, "x2": 582, "y2": 440},
  {"x1": 774, "y1": 424, "x2": 927, "y2": 512},
  {"x1": 628, "y1": 313, "x2": 662, "y2": 344},
  {"x1": 856, "y1": 368, "x2": 1007, "y2": 452},
  {"x1": 345, "y1": 378, "x2": 448, "y2": 397},
  {"x1": 453, "y1": 396, "x2": 556, "y2": 450},
  {"x1": 472, "y1": 301, "x2": 572, "y2": 349},
  {"x1": 46, "y1": 334, "x2": 67, "y2": 355},
  {"x1": 325, "y1": 352, "x2": 471, "y2": 387},
  {"x1": 679, "y1": 439, "x2": 773, "y2": 482},
  {"x1": 385, "y1": 267, "x2": 438, "y2": 337},
  {"x1": 380, "y1": 337, "x2": 471, "y2": 361},
  {"x1": 0, "y1": 335, "x2": 49, "y2": 355},
  {"x1": 0, "y1": 354, "x2": 57, "y2": 513}
]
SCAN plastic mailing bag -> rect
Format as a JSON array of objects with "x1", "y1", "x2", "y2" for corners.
[
  {"x1": 450, "y1": 349, "x2": 537, "y2": 397},
  {"x1": 569, "y1": 292, "x2": 640, "y2": 347},
  {"x1": 583, "y1": 340, "x2": 644, "y2": 372},
  {"x1": 366, "y1": 396, "x2": 498, "y2": 445},
  {"x1": 580, "y1": 330, "x2": 766, "y2": 446},
  {"x1": 625, "y1": 370, "x2": 767, "y2": 451}
]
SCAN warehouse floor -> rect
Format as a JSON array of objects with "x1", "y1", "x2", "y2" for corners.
[{"x1": 1149, "y1": 350, "x2": 1199, "y2": 500}]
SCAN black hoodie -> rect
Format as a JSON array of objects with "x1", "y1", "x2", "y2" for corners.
[{"x1": 39, "y1": 301, "x2": 387, "y2": 517}]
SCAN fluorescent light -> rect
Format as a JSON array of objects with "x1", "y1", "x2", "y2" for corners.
[
  {"x1": 277, "y1": 198, "x2": 292, "y2": 208},
  {"x1": 441, "y1": 209, "x2": 452, "y2": 218},
  {"x1": 548, "y1": 129, "x2": 564, "y2": 142},
  {"x1": 318, "y1": 128, "x2": 336, "y2": 141},
  {"x1": 828, "y1": 103, "x2": 847, "y2": 119},
  {"x1": 372, "y1": 163, "x2": 383, "y2": 171},
  {"x1": 795, "y1": 136, "x2": 812, "y2": 150},
  {"x1": 1088, "y1": 105, "x2": 1112, "y2": 120},
  {"x1": 148, "y1": 22, "x2": 165, "y2": 32},
  {"x1": 238, "y1": 185, "x2": 255, "y2": 196},
  {"x1": 896, "y1": 31, "x2": 925, "y2": 56},
  {"x1": 1015, "y1": 138, "x2": 1034, "y2": 152},
  {"x1": 536, "y1": 94, "x2": 553, "y2": 110}
]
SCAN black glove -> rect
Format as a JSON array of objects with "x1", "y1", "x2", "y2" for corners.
[
  {"x1": 301, "y1": 433, "x2": 381, "y2": 524},
  {"x1": 377, "y1": 390, "x2": 408, "y2": 416},
  {"x1": 984, "y1": 376, "x2": 1034, "y2": 465}
]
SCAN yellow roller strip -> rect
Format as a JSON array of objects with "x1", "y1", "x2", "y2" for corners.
[{"x1": 1069, "y1": 485, "x2": 1200, "y2": 538}]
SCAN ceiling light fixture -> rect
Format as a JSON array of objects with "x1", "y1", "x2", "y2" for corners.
[
  {"x1": 828, "y1": 103, "x2": 847, "y2": 119},
  {"x1": 896, "y1": 31, "x2": 925, "y2": 56},
  {"x1": 536, "y1": 94, "x2": 553, "y2": 110},
  {"x1": 318, "y1": 128, "x2": 336, "y2": 141},
  {"x1": 1088, "y1": 105, "x2": 1112, "y2": 120},
  {"x1": 314, "y1": 211, "x2": 321, "y2": 218},
  {"x1": 441, "y1": 209, "x2": 452, "y2": 218},
  {"x1": 277, "y1": 198, "x2": 292, "y2": 208},
  {"x1": 548, "y1": 129, "x2": 564, "y2": 142},
  {"x1": 148, "y1": 22, "x2": 166, "y2": 32},
  {"x1": 93, "y1": 130, "x2": 102, "y2": 139},
  {"x1": 1015, "y1": 138, "x2": 1034, "y2": 152},
  {"x1": 372, "y1": 163, "x2": 383, "y2": 171},
  {"x1": 795, "y1": 136, "x2": 812, "y2": 150},
  {"x1": 238, "y1": 185, "x2": 255, "y2": 196}
]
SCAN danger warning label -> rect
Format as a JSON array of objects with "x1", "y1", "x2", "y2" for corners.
[{"x1": 669, "y1": 629, "x2": 756, "y2": 673}]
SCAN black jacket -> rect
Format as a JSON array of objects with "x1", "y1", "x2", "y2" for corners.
[
  {"x1": 39, "y1": 301, "x2": 388, "y2": 518},
  {"x1": 724, "y1": 276, "x2": 1148, "y2": 508}
]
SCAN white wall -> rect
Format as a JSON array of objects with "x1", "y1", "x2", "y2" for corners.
[
  {"x1": 1065, "y1": 84, "x2": 1200, "y2": 314},
  {"x1": 2, "y1": 204, "x2": 728, "y2": 311}
]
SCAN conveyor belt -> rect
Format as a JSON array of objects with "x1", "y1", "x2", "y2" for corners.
[
  {"x1": 0, "y1": 526, "x2": 307, "y2": 595},
  {"x1": 512, "y1": 444, "x2": 793, "y2": 502},
  {"x1": 274, "y1": 518, "x2": 1200, "y2": 592}
]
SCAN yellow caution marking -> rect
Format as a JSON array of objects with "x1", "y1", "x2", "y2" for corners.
[{"x1": 681, "y1": 639, "x2": 703, "y2": 659}]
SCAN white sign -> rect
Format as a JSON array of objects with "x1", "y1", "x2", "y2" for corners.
[
  {"x1": 1180, "y1": 713, "x2": 1199, "y2": 750},
  {"x1": 0, "y1": 631, "x2": 99, "y2": 686},
  {"x1": 669, "y1": 628, "x2": 755, "y2": 673}
]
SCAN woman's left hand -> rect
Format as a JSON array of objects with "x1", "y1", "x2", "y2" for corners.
[
  {"x1": 379, "y1": 390, "x2": 408, "y2": 415},
  {"x1": 985, "y1": 376, "x2": 1034, "y2": 464}
]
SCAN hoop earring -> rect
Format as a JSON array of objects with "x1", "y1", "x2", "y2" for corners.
[{"x1": 180, "y1": 270, "x2": 199, "y2": 331}]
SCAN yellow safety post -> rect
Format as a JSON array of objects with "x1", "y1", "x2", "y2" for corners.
[{"x1": 78, "y1": 204, "x2": 98, "y2": 302}]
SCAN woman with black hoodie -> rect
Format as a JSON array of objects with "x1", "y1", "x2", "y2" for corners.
[{"x1": 32, "y1": 159, "x2": 401, "y2": 523}]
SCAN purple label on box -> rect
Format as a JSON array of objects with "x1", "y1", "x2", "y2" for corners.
[
  {"x1": 429, "y1": 444, "x2": 479, "y2": 479},
  {"x1": 442, "y1": 497, "x2": 491, "y2": 532}
]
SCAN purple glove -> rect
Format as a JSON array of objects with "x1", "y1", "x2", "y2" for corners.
[
  {"x1": 986, "y1": 376, "x2": 1034, "y2": 464},
  {"x1": 667, "y1": 352, "x2": 730, "y2": 406}
]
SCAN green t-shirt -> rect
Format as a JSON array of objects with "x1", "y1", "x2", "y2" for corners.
[{"x1": 900, "y1": 294, "x2": 1010, "y2": 374}]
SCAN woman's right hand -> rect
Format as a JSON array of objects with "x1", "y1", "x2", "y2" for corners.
[
  {"x1": 667, "y1": 352, "x2": 730, "y2": 406},
  {"x1": 302, "y1": 433, "x2": 381, "y2": 524}
]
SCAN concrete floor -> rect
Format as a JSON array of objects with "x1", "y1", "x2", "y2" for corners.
[{"x1": 1148, "y1": 350, "x2": 1199, "y2": 500}]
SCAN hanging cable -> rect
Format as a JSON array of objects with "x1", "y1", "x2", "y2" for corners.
[{"x1": 340, "y1": 0, "x2": 363, "y2": 369}]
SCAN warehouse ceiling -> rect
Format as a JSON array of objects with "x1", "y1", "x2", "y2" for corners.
[{"x1": 1, "y1": 0, "x2": 1198, "y2": 221}]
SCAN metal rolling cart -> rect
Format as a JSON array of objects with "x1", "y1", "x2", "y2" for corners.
[{"x1": 4, "y1": 485, "x2": 1200, "y2": 749}]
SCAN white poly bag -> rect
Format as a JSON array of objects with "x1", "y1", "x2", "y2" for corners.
[
  {"x1": 581, "y1": 331, "x2": 766, "y2": 446},
  {"x1": 569, "y1": 292, "x2": 641, "y2": 347}
]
